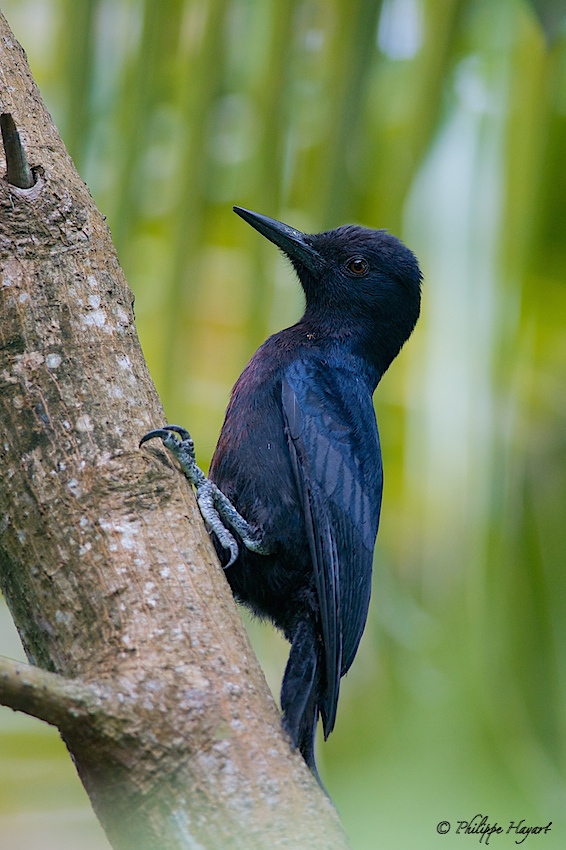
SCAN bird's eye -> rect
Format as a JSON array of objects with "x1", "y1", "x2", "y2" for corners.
[{"x1": 346, "y1": 257, "x2": 368, "y2": 276}]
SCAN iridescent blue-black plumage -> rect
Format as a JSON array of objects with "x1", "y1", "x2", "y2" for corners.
[{"x1": 208, "y1": 208, "x2": 421, "y2": 775}]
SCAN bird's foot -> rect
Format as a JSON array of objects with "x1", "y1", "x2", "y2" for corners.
[{"x1": 140, "y1": 425, "x2": 270, "y2": 567}]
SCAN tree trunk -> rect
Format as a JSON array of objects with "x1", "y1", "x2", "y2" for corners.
[{"x1": 0, "y1": 13, "x2": 348, "y2": 850}]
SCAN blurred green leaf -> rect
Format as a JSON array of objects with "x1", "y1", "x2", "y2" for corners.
[{"x1": 528, "y1": 0, "x2": 566, "y2": 44}]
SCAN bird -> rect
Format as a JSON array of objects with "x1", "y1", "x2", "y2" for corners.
[{"x1": 140, "y1": 206, "x2": 421, "y2": 780}]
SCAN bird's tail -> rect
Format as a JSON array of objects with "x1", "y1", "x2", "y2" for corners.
[{"x1": 281, "y1": 619, "x2": 322, "y2": 780}]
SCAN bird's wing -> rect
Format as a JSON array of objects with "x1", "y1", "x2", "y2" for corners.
[{"x1": 282, "y1": 358, "x2": 383, "y2": 737}]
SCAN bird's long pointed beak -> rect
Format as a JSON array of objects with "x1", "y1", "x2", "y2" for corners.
[{"x1": 233, "y1": 206, "x2": 324, "y2": 275}]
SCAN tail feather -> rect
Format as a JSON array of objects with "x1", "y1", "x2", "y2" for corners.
[{"x1": 281, "y1": 619, "x2": 322, "y2": 780}]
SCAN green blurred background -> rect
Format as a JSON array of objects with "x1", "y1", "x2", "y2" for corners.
[{"x1": 1, "y1": 0, "x2": 566, "y2": 848}]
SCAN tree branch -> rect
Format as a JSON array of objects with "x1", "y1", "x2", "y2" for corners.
[
  {"x1": 0, "y1": 112, "x2": 34, "y2": 188},
  {"x1": 0, "y1": 655, "x2": 103, "y2": 729},
  {"x1": 0, "y1": 11, "x2": 348, "y2": 850}
]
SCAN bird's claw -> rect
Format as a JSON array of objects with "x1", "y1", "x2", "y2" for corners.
[
  {"x1": 140, "y1": 424, "x2": 203, "y2": 487},
  {"x1": 140, "y1": 423, "x2": 242, "y2": 567},
  {"x1": 140, "y1": 425, "x2": 195, "y2": 456},
  {"x1": 141, "y1": 424, "x2": 270, "y2": 566}
]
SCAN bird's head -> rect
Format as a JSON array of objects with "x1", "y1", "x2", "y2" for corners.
[{"x1": 234, "y1": 206, "x2": 422, "y2": 374}]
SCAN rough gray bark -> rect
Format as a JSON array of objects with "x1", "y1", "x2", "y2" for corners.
[{"x1": 0, "y1": 13, "x2": 349, "y2": 850}]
